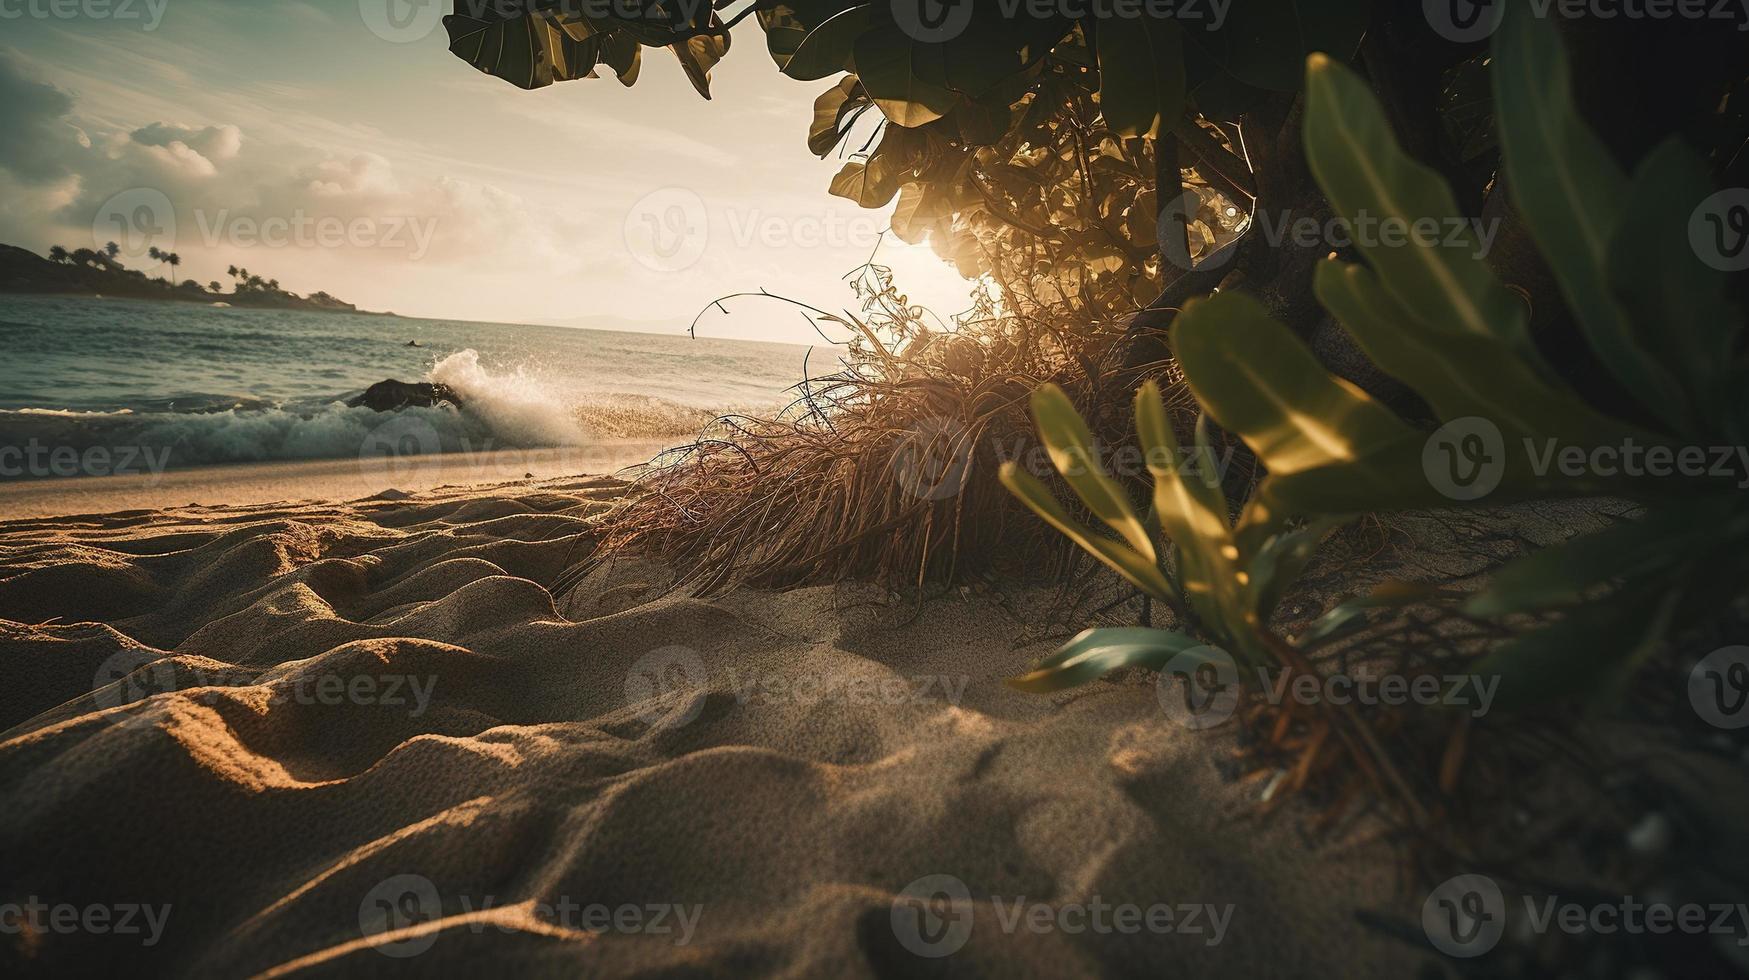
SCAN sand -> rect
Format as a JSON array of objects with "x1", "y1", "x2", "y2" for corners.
[{"x1": 0, "y1": 470, "x2": 1430, "y2": 976}]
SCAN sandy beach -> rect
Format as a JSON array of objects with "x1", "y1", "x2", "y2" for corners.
[{"x1": 0, "y1": 466, "x2": 1419, "y2": 976}]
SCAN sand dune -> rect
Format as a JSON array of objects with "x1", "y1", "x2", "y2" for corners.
[{"x1": 0, "y1": 478, "x2": 1416, "y2": 976}]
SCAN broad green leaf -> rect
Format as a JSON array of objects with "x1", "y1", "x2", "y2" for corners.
[
  {"x1": 1494, "y1": 7, "x2": 1689, "y2": 432},
  {"x1": 1185, "y1": 0, "x2": 1371, "y2": 93},
  {"x1": 671, "y1": 31, "x2": 730, "y2": 99},
  {"x1": 781, "y1": 4, "x2": 871, "y2": 81},
  {"x1": 854, "y1": 28, "x2": 958, "y2": 127},
  {"x1": 1171, "y1": 292, "x2": 1421, "y2": 477},
  {"x1": 598, "y1": 31, "x2": 641, "y2": 86},
  {"x1": 1294, "y1": 581, "x2": 1434, "y2": 646},
  {"x1": 1608, "y1": 140, "x2": 1746, "y2": 441},
  {"x1": 1135, "y1": 385, "x2": 1233, "y2": 630},
  {"x1": 1032, "y1": 384, "x2": 1157, "y2": 561},
  {"x1": 1009, "y1": 627, "x2": 1211, "y2": 693},
  {"x1": 1096, "y1": 14, "x2": 1185, "y2": 138},
  {"x1": 1000, "y1": 463, "x2": 1178, "y2": 604},
  {"x1": 1312, "y1": 259, "x2": 1622, "y2": 447},
  {"x1": 758, "y1": 5, "x2": 809, "y2": 71},
  {"x1": 1172, "y1": 291, "x2": 1445, "y2": 517},
  {"x1": 445, "y1": 11, "x2": 601, "y2": 90},
  {"x1": 1303, "y1": 54, "x2": 1532, "y2": 356},
  {"x1": 1472, "y1": 588, "x2": 1677, "y2": 711},
  {"x1": 808, "y1": 76, "x2": 866, "y2": 157},
  {"x1": 1248, "y1": 516, "x2": 1345, "y2": 623},
  {"x1": 1464, "y1": 503, "x2": 1724, "y2": 618}
]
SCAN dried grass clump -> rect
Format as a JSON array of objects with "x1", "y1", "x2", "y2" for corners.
[{"x1": 600, "y1": 267, "x2": 1208, "y2": 593}]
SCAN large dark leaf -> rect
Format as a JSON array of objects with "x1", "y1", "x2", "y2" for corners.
[
  {"x1": 1186, "y1": 0, "x2": 1370, "y2": 92},
  {"x1": 1493, "y1": 6, "x2": 1689, "y2": 432},
  {"x1": 445, "y1": 10, "x2": 602, "y2": 90},
  {"x1": 853, "y1": 26, "x2": 958, "y2": 127},
  {"x1": 1095, "y1": 13, "x2": 1185, "y2": 138},
  {"x1": 781, "y1": 4, "x2": 872, "y2": 80}
]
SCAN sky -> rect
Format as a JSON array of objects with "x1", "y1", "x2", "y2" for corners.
[{"x1": 0, "y1": 0, "x2": 977, "y2": 345}]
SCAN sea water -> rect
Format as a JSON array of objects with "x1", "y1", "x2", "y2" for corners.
[{"x1": 0, "y1": 295, "x2": 827, "y2": 480}]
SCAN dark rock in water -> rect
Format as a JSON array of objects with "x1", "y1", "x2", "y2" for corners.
[
  {"x1": 406, "y1": 340, "x2": 421, "y2": 347},
  {"x1": 347, "y1": 379, "x2": 462, "y2": 412}
]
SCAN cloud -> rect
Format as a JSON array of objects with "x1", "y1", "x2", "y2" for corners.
[
  {"x1": 0, "y1": 44, "x2": 598, "y2": 303},
  {"x1": 0, "y1": 52, "x2": 79, "y2": 183}
]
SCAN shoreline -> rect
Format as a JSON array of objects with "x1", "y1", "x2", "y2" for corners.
[{"x1": 0, "y1": 442, "x2": 674, "y2": 520}]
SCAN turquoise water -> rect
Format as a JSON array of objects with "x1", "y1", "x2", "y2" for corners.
[{"x1": 0, "y1": 295, "x2": 823, "y2": 478}]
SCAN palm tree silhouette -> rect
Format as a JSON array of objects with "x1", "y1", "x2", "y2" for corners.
[{"x1": 48, "y1": 245, "x2": 68, "y2": 264}]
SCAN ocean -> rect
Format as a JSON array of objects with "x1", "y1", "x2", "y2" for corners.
[{"x1": 0, "y1": 295, "x2": 826, "y2": 481}]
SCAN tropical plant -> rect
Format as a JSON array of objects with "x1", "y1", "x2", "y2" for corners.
[
  {"x1": 1004, "y1": 8, "x2": 1748, "y2": 712},
  {"x1": 48, "y1": 245, "x2": 67, "y2": 264}
]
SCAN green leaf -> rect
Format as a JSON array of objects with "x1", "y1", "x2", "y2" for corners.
[
  {"x1": 1472, "y1": 588, "x2": 1678, "y2": 711},
  {"x1": 1464, "y1": 504, "x2": 1723, "y2": 618},
  {"x1": 1096, "y1": 14, "x2": 1186, "y2": 138},
  {"x1": 853, "y1": 27, "x2": 958, "y2": 127},
  {"x1": 1493, "y1": 7, "x2": 1690, "y2": 432},
  {"x1": 1008, "y1": 627, "x2": 1211, "y2": 693},
  {"x1": 1171, "y1": 292, "x2": 1421, "y2": 478},
  {"x1": 781, "y1": 4, "x2": 871, "y2": 81},
  {"x1": 1607, "y1": 140, "x2": 1746, "y2": 440},
  {"x1": 1000, "y1": 462, "x2": 1179, "y2": 604},
  {"x1": 1187, "y1": 0, "x2": 1371, "y2": 92},
  {"x1": 808, "y1": 75, "x2": 867, "y2": 157},
  {"x1": 1249, "y1": 517, "x2": 1345, "y2": 623},
  {"x1": 1312, "y1": 259, "x2": 1622, "y2": 448},
  {"x1": 598, "y1": 31, "x2": 641, "y2": 86},
  {"x1": 1032, "y1": 384, "x2": 1156, "y2": 561},
  {"x1": 758, "y1": 5, "x2": 809, "y2": 71},
  {"x1": 1303, "y1": 54, "x2": 1532, "y2": 356},
  {"x1": 670, "y1": 31, "x2": 730, "y2": 99},
  {"x1": 445, "y1": 10, "x2": 601, "y2": 90},
  {"x1": 1135, "y1": 385, "x2": 1234, "y2": 631}
]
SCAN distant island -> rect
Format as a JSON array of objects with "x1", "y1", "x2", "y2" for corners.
[{"x1": 0, "y1": 243, "x2": 390, "y2": 315}]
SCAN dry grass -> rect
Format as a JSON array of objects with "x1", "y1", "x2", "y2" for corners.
[{"x1": 598, "y1": 269, "x2": 1216, "y2": 594}]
